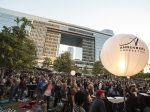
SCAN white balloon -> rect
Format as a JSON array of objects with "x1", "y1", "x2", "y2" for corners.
[
  {"x1": 100, "y1": 34, "x2": 149, "y2": 77},
  {"x1": 127, "y1": 76, "x2": 130, "y2": 79},
  {"x1": 71, "y1": 70, "x2": 76, "y2": 76}
]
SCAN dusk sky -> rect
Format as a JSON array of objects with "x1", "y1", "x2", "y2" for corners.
[{"x1": 0, "y1": 0, "x2": 150, "y2": 46}]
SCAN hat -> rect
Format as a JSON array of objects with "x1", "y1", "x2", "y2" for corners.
[{"x1": 96, "y1": 90, "x2": 105, "y2": 96}]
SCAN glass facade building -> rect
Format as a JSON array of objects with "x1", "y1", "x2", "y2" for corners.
[{"x1": 0, "y1": 7, "x2": 114, "y2": 68}]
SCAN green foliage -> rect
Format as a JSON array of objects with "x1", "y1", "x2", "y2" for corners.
[
  {"x1": 131, "y1": 71, "x2": 150, "y2": 78},
  {"x1": 0, "y1": 17, "x2": 37, "y2": 71},
  {"x1": 73, "y1": 65, "x2": 81, "y2": 73},
  {"x1": 42, "y1": 57, "x2": 52, "y2": 68},
  {"x1": 92, "y1": 61, "x2": 103, "y2": 75},
  {"x1": 82, "y1": 66, "x2": 89, "y2": 75},
  {"x1": 53, "y1": 52, "x2": 74, "y2": 73}
]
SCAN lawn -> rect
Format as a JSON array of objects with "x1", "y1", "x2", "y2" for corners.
[{"x1": 1, "y1": 99, "x2": 61, "y2": 112}]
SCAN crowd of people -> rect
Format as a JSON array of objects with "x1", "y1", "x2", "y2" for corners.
[{"x1": 0, "y1": 71, "x2": 150, "y2": 112}]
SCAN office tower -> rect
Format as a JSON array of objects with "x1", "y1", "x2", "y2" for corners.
[{"x1": 0, "y1": 7, "x2": 114, "y2": 68}]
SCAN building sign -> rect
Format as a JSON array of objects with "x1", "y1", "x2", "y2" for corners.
[{"x1": 68, "y1": 28, "x2": 93, "y2": 36}]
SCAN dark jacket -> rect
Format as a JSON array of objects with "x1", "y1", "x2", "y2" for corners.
[
  {"x1": 61, "y1": 88, "x2": 67, "y2": 99},
  {"x1": 89, "y1": 97, "x2": 106, "y2": 112},
  {"x1": 19, "y1": 81, "x2": 26, "y2": 90},
  {"x1": 54, "y1": 85, "x2": 61, "y2": 98}
]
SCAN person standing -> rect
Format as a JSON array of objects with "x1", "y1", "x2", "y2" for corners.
[
  {"x1": 99, "y1": 81, "x2": 102, "y2": 90},
  {"x1": 89, "y1": 90, "x2": 106, "y2": 112},
  {"x1": 17, "y1": 77, "x2": 27, "y2": 101},
  {"x1": 61, "y1": 83, "x2": 68, "y2": 102},
  {"x1": 83, "y1": 83, "x2": 92, "y2": 112},
  {"x1": 0, "y1": 76, "x2": 6, "y2": 99},
  {"x1": 53, "y1": 80, "x2": 61, "y2": 107},
  {"x1": 13, "y1": 74, "x2": 21, "y2": 99},
  {"x1": 42, "y1": 79, "x2": 53, "y2": 110},
  {"x1": 74, "y1": 91, "x2": 86, "y2": 112},
  {"x1": 108, "y1": 85, "x2": 116, "y2": 96},
  {"x1": 71, "y1": 83, "x2": 78, "y2": 105},
  {"x1": 36, "y1": 78, "x2": 46, "y2": 105},
  {"x1": 80, "y1": 80, "x2": 85, "y2": 91},
  {"x1": 130, "y1": 87, "x2": 138, "y2": 97},
  {"x1": 8, "y1": 74, "x2": 15, "y2": 102}
]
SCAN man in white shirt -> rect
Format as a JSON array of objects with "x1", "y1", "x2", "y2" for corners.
[{"x1": 99, "y1": 81, "x2": 102, "y2": 90}]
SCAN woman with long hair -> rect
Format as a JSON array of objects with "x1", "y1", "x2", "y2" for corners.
[{"x1": 130, "y1": 87, "x2": 138, "y2": 97}]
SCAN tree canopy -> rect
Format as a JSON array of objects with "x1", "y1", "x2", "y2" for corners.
[
  {"x1": 53, "y1": 52, "x2": 74, "y2": 73},
  {"x1": 0, "y1": 17, "x2": 37, "y2": 71},
  {"x1": 92, "y1": 61, "x2": 103, "y2": 75},
  {"x1": 82, "y1": 66, "x2": 89, "y2": 75},
  {"x1": 42, "y1": 57, "x2": 52, "y2": 69}
]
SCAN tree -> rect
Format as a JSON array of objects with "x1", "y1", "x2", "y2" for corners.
[
  {"x1": 102, "y1": 67, "x2": 114, "y2": 77},
  {"x1": 0, "y1": 17, "x2": 37, "y2": 72},
  {"x1": 82, "y1": 66, "x2": 89, "y2": 75},
  {"x1": 53, "y1": 52, "x2": 74, "y2": 73},
  {"x1": 73, "y1": 65, "x2": 80, "y2": 73},
  {"x1": 92, "y1": 61, "x2": 103, "y2": 75},
  {"x1": 42, "y1": 57, "x2": 52, "y2": 69}
]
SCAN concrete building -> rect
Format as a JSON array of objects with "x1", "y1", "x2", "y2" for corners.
[{"x1": 0, "y1": 7, "x2": 114, "y2": 68}]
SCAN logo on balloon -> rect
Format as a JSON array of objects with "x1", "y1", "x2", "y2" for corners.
[
  {"x1": 120, "y1": 37, "x2": 139, "y2": 46},
  {"x1": 119, "y1": 36, "x2": 145, "y2": 53}
]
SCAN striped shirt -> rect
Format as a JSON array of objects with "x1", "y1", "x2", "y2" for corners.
[{"x1": 74, "y1": 104, "x2": 85, "y2": 112}]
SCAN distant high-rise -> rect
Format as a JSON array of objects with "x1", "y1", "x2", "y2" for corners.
[
  {"x1": 0, "y1": 7, "x2": 114, "y2": 68},
  {"x1": 68, "y1": 47, "x2": 74, "y2": 59}
]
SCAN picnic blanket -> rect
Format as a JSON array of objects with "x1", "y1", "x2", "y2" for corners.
[{"x1": 19, "y1": 100, "x2": 36, "y2": 110}]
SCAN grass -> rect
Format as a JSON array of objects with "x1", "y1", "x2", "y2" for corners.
[
  {"x1": 2, "y1": 103, "x2": 29, "y2": 112},
  {"x1": 1, "y1": 99, "x2": 62, "y2": 112}
]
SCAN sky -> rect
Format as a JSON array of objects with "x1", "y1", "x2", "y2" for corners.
[{"x1": 0, "y1": 0, "x2": 150, "y2": 46}]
